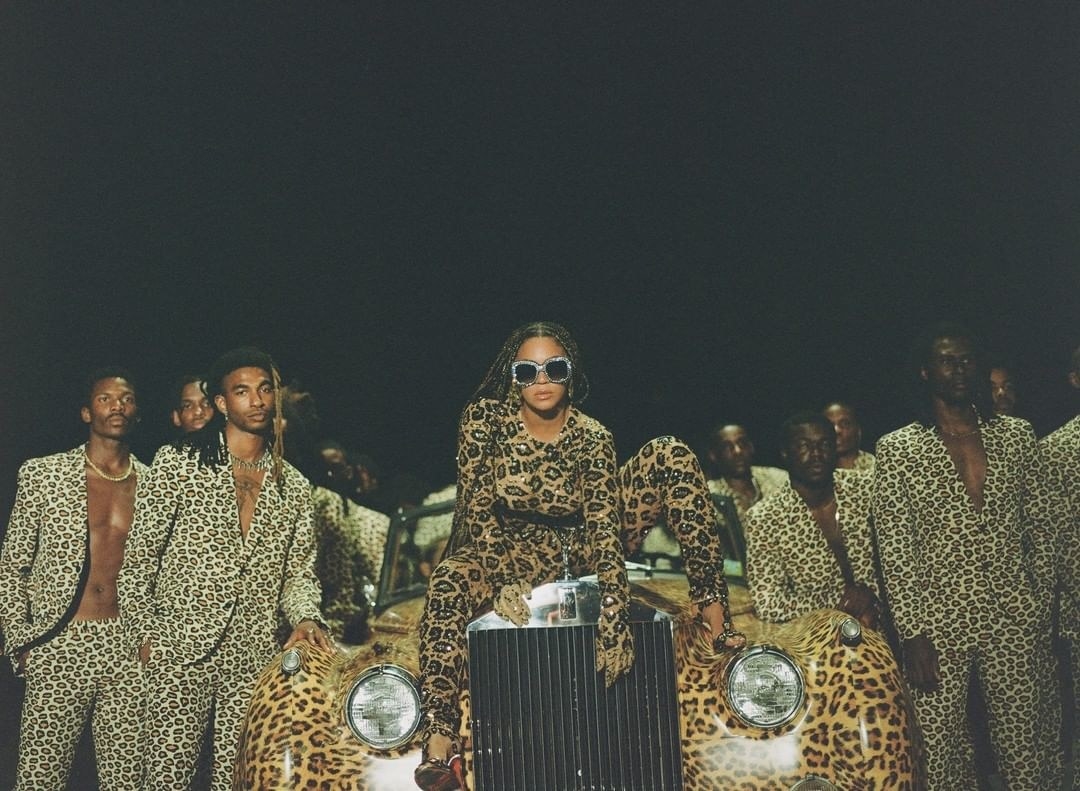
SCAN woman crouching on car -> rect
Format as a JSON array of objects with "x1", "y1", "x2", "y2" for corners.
[{"x1": 414, "y1": 320, "x2": 744, "y2": 791}]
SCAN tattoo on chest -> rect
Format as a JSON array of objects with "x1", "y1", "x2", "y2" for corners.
[{"x1": 234, "y1": 472, "x2": 263, "y2": 509}]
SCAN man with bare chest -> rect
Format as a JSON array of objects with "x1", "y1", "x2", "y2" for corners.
[
  {"x1": 118, "y1": 347, "x2": 331, "y2": 791},
  {"x1": 873, "y1": 322, "x2": 1062, "y2": 790},
  {"x1": 0, "y1": 368, "x2": 147, "y2": 790},
  {"x1": 744, "y1": 412, "x2": 880, "y2": 627}
]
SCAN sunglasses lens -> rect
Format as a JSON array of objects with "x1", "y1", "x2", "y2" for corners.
[
  {"x1": 545, "y1": 359, "x2": 570, "y2": 383},
  {"x1": 512, "y1": 362, "x2": 539, "y2": 384}
]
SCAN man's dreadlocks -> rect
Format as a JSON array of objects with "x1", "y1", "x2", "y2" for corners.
[{"x1": 182, "y1": 346, "x2": 287, "y2": 493}]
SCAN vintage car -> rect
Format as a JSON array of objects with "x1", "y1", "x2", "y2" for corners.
[{"x1": 234, "y1": 499, "x2": 924, "y2": 790}]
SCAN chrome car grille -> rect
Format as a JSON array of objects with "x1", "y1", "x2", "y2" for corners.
[{"x1": 467, "y1": 619, "x2": 683, "y2": 791}]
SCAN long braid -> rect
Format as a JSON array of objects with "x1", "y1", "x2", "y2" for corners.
[{"x1": 270, "y1": 364, "x2": 285, "y2": 494}]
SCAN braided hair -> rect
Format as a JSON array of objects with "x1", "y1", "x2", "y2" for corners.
[
  {"x1": 183, "y1": 346, "x2": 287, "y2": 492},
  {"x1": 472, "y1": 320, "x2": 590, "y2": 405}
]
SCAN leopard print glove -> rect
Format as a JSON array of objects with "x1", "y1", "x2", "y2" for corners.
[
  {"x1": 493, "y1": 580, "x2": 532, "y2": 626},
  {"x1": 594, "y1": 596, "x2": 634, "y2": 685}
]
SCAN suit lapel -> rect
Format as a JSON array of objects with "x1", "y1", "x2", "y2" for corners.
[
  {"x1": 978, "y1": 420, "x2": 1008, "y2": 514},
  {"x1": 68, "y1": 445, "x2": 89, "y2": 537}
]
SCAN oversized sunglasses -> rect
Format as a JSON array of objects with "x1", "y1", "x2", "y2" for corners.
[{"x1": 510, "y1": 356, "x2": 572, "y2": 386}]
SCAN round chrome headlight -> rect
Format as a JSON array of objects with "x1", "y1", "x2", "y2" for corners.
[
  {"x1": 345, "y1": 665, "x2": 422, "y2": 750},
  {"x1": 789, "y1": 777, "x2": 840, "y2": 790},
  {"x1": 727, "y1": 646, "x2": 805, "y2": 728}
]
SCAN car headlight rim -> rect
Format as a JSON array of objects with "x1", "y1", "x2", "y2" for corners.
[
  {"x1": 726, "y1": 645, "x2": 806, "y2": 728},
  {"x1": 789, "y1": 776, "x2": 841, "y2": 791},
  {"x1": 344, "y1": 663, "x2": 422, "y2": 751}
]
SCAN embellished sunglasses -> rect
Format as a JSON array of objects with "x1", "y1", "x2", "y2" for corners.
[{"x1": 510, "y1": 356, "x2": 572, "y2": 386}]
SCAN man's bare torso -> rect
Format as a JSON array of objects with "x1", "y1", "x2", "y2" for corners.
[
  {"x1": 77, "y1": 471, "x2": 137, "y2": 620},
  {"x1": 940, "y1": 432, "x2": 987, "y2": 513},
  {"x1": 234, "y1": 468, "x2": 264, "y2": 540}
]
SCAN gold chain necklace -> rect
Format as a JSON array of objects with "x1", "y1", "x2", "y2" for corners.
[
  {"x1": 84, "y1": 450, "x2": 133, "y2": 482},
  {"x1": 937, "y1": 424, "x2": 980, "y2": 439},
  {"x1": 937, "y1": 406, "x2": 983, "y2": 439}
]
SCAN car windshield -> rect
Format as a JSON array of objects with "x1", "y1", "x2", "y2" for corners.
[{"x1": 374, "y1": 498, "x2": 456, "y2": 611}]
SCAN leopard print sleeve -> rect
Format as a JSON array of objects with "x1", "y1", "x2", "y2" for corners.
[
  {"x1": 1019, "y1": 424, "x2": 1061, "y2": 612},
  {"x1": 743, "y1": 494, "x2": 809, "y2": 622},
  {"x1": 119, "y1": 445, "x2": 182, "y2": 655},
  {"x1": 872, "y1": 428, "x2": 927, "y2": 642},
  {"x1": 838, "y1": 470, "x2": 881, "y2": 601},
  {"x1": 278, "y1": 473, "x2": 327, "y2": 631},
  {"x1": 580, "y1": 423, "x2": 634, "y2": 683},
  {"x1": 1042, "y1": 418, "x2": 1080, "y2": 639},
  {"x1": 446, "y1": 399, "x2": 501, "y2": 558},
  {"x1": 0, "y1": 458, "x2": 43, "y2": 655}
]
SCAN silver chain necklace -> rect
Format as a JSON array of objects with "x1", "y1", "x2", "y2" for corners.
[{"x1": 229, "y1": 450, "x2": 271, "y2": 472}]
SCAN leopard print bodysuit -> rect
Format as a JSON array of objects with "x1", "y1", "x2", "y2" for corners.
[{"x1": 418, "y1": 398, "x2": 732, "y2": 740}]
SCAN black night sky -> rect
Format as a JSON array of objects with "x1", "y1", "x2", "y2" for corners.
[{"x1": 1, "y1": 4, "x2": 1078, "y2": 515}]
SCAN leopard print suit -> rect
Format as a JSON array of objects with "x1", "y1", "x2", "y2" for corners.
[
  {"x1": 707, "y1": 465, "x2": 788, "y2": 523},
  {"x1": 118, "y1": 441, "x2": 325, "y2": 791},
  {"x1": 1042, "y1": 415, "x2": 1079, "y2": 759},
  {"x1": 311, "y1": 485, "x2": 389, "y2": 642},
  {"x1": 0, "y1": 445, "x2": 148, "y2": 791},
  {"x1": 1042, "y1": 416, "x2": 1080, "y2": 641},
  {"x1": 419, "y1": 398, "x2": 732, "y2": 740},
  {"x1": 744, "y1": 470, "x2": 879, "y2": 622},
  {"x1": 873, "y1": 416, "x2": 1063, "y2": 790}
]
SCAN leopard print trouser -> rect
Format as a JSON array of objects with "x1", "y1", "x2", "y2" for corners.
[
  {"x1": 419, "y1": 436, "x2": 729, "y2": 739},
  {"x1": 618, "y1": 436, "x2": 729, "y2": 606},
  {"x1": 16, "y1": 617, "x2": 144, "y2": 791},
  {"x1": 140, "y1": 626, "x2": 261, "y2": 791},
  {"x1": 915, "y1": 630, "x2": 1062, "y2": 790}
]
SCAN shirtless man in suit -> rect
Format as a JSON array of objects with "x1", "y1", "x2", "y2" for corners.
[
  {"x1": 873, "y1": 322, "x2": 1062, "y2": 790},
  {"x1": 0, "y1": 368, "x2": 147, "y2": 791}
]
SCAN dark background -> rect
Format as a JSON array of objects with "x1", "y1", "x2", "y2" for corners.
[
  {"x1": 0, "y1": 5, "x2": 1078, "y2": 785},
  {"x1": 1, "y1": 3, "x2": 1078, "y2": 511}
]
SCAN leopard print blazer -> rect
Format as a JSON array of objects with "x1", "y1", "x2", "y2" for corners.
[
  {"x1": 708, "y1": 465, "x2": 789, "y2": 523},
  {"x1": 310, "y1": 485, "x2": 389, "y2": 640},
  {"x1": 118, "y1": 441, "x2": 324, "y2": 667},
  {"x1": 744, "y1": 469, "x2": 878, "y2": 622},
  {"x1": 0, "y1": 445, "x2": 149, "y2": 661},
  {"x1": 873, "y1": 416, "x2": 1060, "y2": 646}
]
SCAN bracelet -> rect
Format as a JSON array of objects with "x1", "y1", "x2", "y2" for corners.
[
  {"x1": 712, "y1": 626, "x2": 743, "y2": 652},
  {"x1": 694, "y1": 578, "x2": 733, "y2": 610}
]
